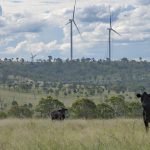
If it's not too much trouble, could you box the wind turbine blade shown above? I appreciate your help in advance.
[111,28,121,36]
[73,20,82,38]
[109,6,112,28]
[73,0,76,19]
[66,21,71,25]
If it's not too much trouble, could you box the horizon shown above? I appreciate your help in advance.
[0,56,149,62]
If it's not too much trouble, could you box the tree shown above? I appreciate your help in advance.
[48,56,53,62]
[121,57,129,63]
[54,90,59,97]
[54,58,63,63]
[28,103,33,109]
[16,57,19,62]
[4,58,7,62]
[106,95,126,117]
[0,97,7,110]
[35,96,64,118]
[0,112,7,119]
[2,57,150,94]
[125,101,142,118]
[139,57,142,62]
[96,103,115,119]
[20,58,25,64]
[71,98,96,119]
[8,102,33,118]
[12,100,18,106]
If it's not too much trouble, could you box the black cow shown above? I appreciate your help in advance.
[137,92,150,132]
[50,108,68,120]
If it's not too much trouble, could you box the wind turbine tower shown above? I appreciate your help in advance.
[31,53,37,63]
[107,7,120,61]
[66,0,81,60]
[0,0,2,16]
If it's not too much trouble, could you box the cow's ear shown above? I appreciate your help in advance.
[136,93,141,98]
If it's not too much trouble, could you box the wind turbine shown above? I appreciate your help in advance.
[30,53,37,63]
[107,7,120,61]
[66,0,81,60]
[0,0,2,16]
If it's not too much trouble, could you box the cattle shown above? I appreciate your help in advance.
[137,92,150,132]
[50,108,68,120]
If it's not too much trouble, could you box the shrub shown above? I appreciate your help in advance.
[125,101,142,118]
[8,102,33,118]
[106,95,126,117]
[35,96,65,118]
[0,111,7,119]
[96,103,115,119]
[71,98,96,119]
[8,106,33,118]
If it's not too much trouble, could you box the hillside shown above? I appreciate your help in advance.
[0,59,150,92]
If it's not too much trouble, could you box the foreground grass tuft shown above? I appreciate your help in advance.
[0,119,149,150]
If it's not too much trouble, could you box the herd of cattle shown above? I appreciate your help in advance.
[50,92,150,132]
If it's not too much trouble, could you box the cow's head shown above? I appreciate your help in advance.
[62,108,68,111]
[136,92,149,103]
[136,93,142,98]
[58,108,68,113]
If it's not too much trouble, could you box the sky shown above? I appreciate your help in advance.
[0,0,149,60]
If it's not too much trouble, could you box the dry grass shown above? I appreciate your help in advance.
[0,119,149,150]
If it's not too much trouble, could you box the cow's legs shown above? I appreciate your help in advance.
[51,116,54,120]
[58,114,61,120]
[144,120,149,132]
[143,111,149,132]
[62,114,65,120]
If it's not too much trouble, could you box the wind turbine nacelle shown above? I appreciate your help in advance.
[107,28,111,30]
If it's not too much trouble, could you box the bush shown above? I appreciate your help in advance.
[71,98,96,119]
[96,103,115,119]
[0,111,7,119]
[106,96,126,117]
[125,101,142,118]
[35,96,65,118]
[8,102,33,118]
[8,106,33,118]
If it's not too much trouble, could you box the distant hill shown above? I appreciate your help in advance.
[0,58,150,92]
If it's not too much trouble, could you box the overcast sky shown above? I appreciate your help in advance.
[0,0,149,60]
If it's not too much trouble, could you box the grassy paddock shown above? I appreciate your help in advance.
[0,119,149,150]
[0,88,136,107]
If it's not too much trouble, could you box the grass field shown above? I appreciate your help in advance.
[0,119,149,150]
[0,88,136,108]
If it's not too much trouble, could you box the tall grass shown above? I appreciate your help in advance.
[0,119,149,150]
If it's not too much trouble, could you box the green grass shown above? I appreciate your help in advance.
[0,119,149,150]
[0,89,42,107]
[0,88,136,108]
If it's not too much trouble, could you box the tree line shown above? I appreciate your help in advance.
[0,57,150,93]
[0,95,142,119]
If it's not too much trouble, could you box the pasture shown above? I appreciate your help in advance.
[0,88,136,107]
[0,119,149,150]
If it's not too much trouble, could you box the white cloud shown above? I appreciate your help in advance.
[6,40,58,54]
[6,41,27,53]
[0,0,149,59]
